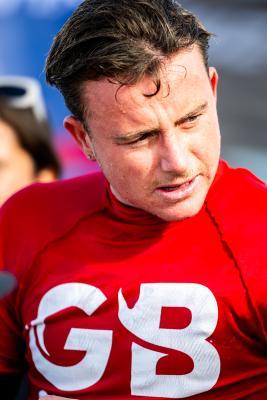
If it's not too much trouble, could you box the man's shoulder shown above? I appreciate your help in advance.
[206,161,267,281]
[208,161,267,217]
[2,170,106,222]
[0,171,107,275]
[210,163,267,338]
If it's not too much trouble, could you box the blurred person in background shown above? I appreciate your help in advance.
[0,76,61,207]
[0,76,61,400]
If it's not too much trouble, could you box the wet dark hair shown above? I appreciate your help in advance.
[0,102,61,177]
[46,0,212,124]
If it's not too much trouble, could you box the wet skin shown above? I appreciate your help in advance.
[65,45,221,221]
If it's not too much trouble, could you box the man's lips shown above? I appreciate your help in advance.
[155,175,200,201]
[157,175,197,191]
[157,177,196,191]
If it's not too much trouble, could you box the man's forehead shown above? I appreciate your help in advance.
[82,46,206,117]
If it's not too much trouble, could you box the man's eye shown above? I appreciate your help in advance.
[182,113,202,128]
[186,114,200,123]
[128,132,155,145]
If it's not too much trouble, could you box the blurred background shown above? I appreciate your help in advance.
[0,0,266,180]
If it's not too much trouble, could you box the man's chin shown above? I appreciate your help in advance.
[152,199,205,222]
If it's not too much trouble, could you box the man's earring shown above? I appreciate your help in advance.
[87,152,95,161]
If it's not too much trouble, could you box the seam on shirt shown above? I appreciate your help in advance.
[205,203,266,343]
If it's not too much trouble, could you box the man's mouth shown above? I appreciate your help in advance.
[155,175,200,201]
[158,179,194,191]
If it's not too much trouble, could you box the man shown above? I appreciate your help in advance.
[0,1,266,399]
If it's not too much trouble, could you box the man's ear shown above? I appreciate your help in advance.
[208,67,219,100]
[64,116,95,160]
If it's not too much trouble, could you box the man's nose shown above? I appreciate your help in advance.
[158,130,190,174]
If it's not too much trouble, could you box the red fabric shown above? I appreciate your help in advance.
[0,160,266,399]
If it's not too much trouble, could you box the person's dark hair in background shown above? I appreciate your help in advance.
[0,76,61,206]
[46,0,212,125]
[0,103,61,176]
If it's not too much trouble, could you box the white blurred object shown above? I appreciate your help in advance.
[38,390,48,397]
[0,75,48,122]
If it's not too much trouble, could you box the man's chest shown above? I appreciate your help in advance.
[19,223,266,399]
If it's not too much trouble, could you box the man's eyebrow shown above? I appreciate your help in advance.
[113,101,208,143]
[176,102,208,125]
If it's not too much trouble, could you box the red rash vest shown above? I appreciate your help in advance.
[0,160,266,399]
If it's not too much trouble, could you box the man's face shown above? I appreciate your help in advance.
[66,46,221,221]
